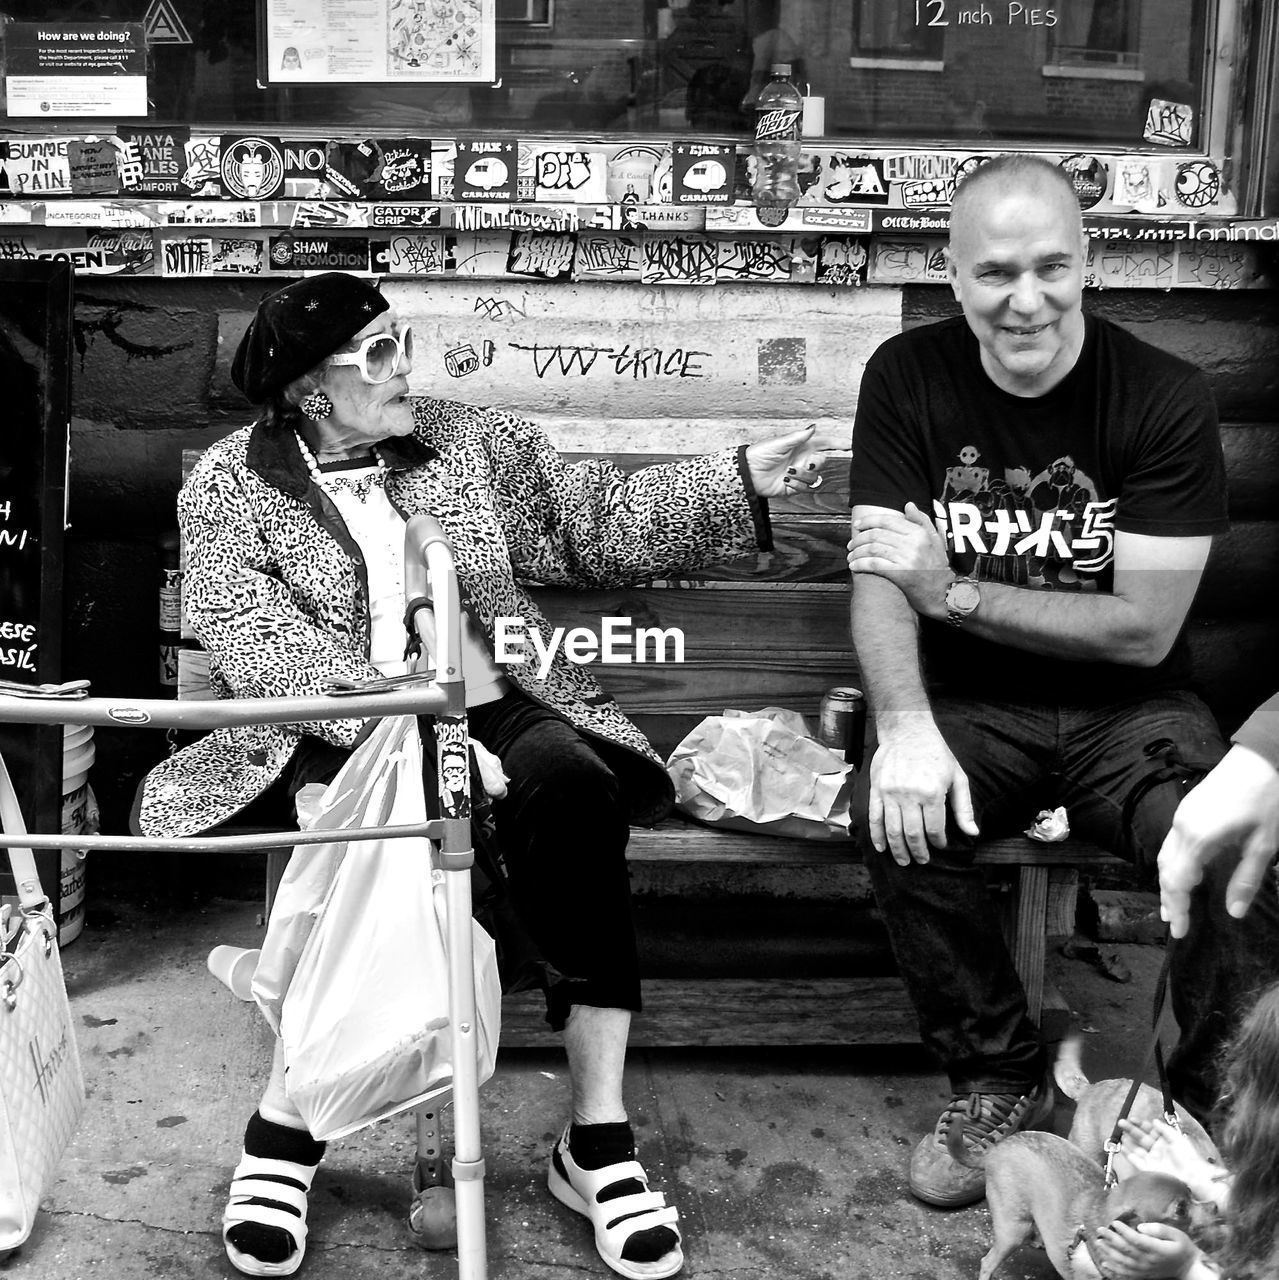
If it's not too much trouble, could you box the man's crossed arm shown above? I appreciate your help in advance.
[848,501,1212,666]
[848,502,1213,866]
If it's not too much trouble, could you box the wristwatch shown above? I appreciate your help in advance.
[944,576,981,627]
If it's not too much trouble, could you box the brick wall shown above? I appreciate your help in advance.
[1044,77,1143,122]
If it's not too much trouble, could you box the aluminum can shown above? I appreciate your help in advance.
[818,686,866,769]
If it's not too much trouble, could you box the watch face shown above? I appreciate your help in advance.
[949,580,980,612]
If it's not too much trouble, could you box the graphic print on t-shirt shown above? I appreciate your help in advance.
[934,445,1117,591]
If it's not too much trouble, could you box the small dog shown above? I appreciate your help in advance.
[1065,1077,1221,1180]
[968,1035,1223,1280]
[1055,1034,1222,1177]
[979,1130,1193,1280]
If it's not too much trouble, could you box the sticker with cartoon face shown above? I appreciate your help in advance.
[435,715,471,820]
[1113,158,1167,213]
[220,137,285,200]
[816,237,868,286]
[1175,160,1220,210]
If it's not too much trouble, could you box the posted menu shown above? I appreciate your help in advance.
[264,0,495,83]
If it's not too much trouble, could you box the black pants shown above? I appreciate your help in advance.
[855,689,1279,1122]
[287,690,641,1033]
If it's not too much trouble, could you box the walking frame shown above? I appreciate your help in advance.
[0,514,490,1280]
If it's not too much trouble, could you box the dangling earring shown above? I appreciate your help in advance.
[299,390,333,420]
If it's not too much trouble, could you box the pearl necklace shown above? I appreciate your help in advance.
[294,430,389,500]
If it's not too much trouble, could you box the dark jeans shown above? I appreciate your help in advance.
[286,692,640,1034]
[855,689,1279,1122]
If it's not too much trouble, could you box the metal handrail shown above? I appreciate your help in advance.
[0,514,464,855]
[0,514,464,734]
[0,823,445,855]
[0,682,453,732]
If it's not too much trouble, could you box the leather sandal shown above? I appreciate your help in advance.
[222,1151,318,1278]
[547,1127,683,1280]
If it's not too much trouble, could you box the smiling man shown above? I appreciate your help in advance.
[844,154,1279,1208]
[947,164,1086,396]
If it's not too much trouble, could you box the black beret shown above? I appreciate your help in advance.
[231,273,390,403]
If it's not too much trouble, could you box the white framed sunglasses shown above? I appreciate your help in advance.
[327,326,414,384]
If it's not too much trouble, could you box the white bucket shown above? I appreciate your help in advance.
[63,739,94,788]
[58,728,96,947]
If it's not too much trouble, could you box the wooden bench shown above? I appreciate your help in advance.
[185,427,1277,1051]
[494,431,1279,1048]
[500,827,1123,1048]
[495,455,1125,1048]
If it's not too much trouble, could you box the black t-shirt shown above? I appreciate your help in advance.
[848,315,1229,703]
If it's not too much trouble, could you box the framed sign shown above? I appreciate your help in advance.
[259,0,497,84]
[3,22,148,118]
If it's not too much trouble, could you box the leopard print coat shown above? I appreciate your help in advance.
[136,397,770,838]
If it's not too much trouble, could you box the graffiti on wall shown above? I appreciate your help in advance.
[504,341,713,380]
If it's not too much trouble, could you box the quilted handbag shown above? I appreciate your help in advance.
[0,754,86,1253]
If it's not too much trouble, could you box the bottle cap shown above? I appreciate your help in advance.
[771,63,792,76]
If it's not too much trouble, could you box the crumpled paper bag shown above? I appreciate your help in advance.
[666,707,855,841]
[1025,805,1070,843]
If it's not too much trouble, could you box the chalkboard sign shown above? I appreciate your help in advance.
[0,261,73,883]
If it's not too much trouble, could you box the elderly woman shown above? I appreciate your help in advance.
[136,272,828,1280]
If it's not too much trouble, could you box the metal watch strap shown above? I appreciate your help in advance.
[945,576,979,628]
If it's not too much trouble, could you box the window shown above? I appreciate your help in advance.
[852,1,945,62]
[842,0,1212,144]
[0,0,1244,158]
[1049,0,1143,70]
[498,0,554,23]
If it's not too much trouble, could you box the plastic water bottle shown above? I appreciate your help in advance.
[752,64,802,208]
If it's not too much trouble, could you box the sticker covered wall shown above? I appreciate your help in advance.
[0,127,1266,288]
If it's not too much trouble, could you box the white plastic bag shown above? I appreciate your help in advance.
[666,706,855,841]
[251,722,405,1034]
[260,715,501,1141]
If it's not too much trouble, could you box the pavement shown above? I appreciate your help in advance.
[5,880,1168,1280]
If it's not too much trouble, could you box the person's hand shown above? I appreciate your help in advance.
[1157,743,1279,939]
[868,721,978,864]
[744,424,836,498]
[847,503,951,618]
[471,739,509,799]
[1119,1119,1226,1206]
[1090,1221,1201,1279]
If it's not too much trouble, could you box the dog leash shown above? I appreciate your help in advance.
[1099,737,1213,1188]
[1102,933,1179,1189]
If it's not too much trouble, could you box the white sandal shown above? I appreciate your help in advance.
[222,1151,318,1278]
[547,1128,683,1280]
